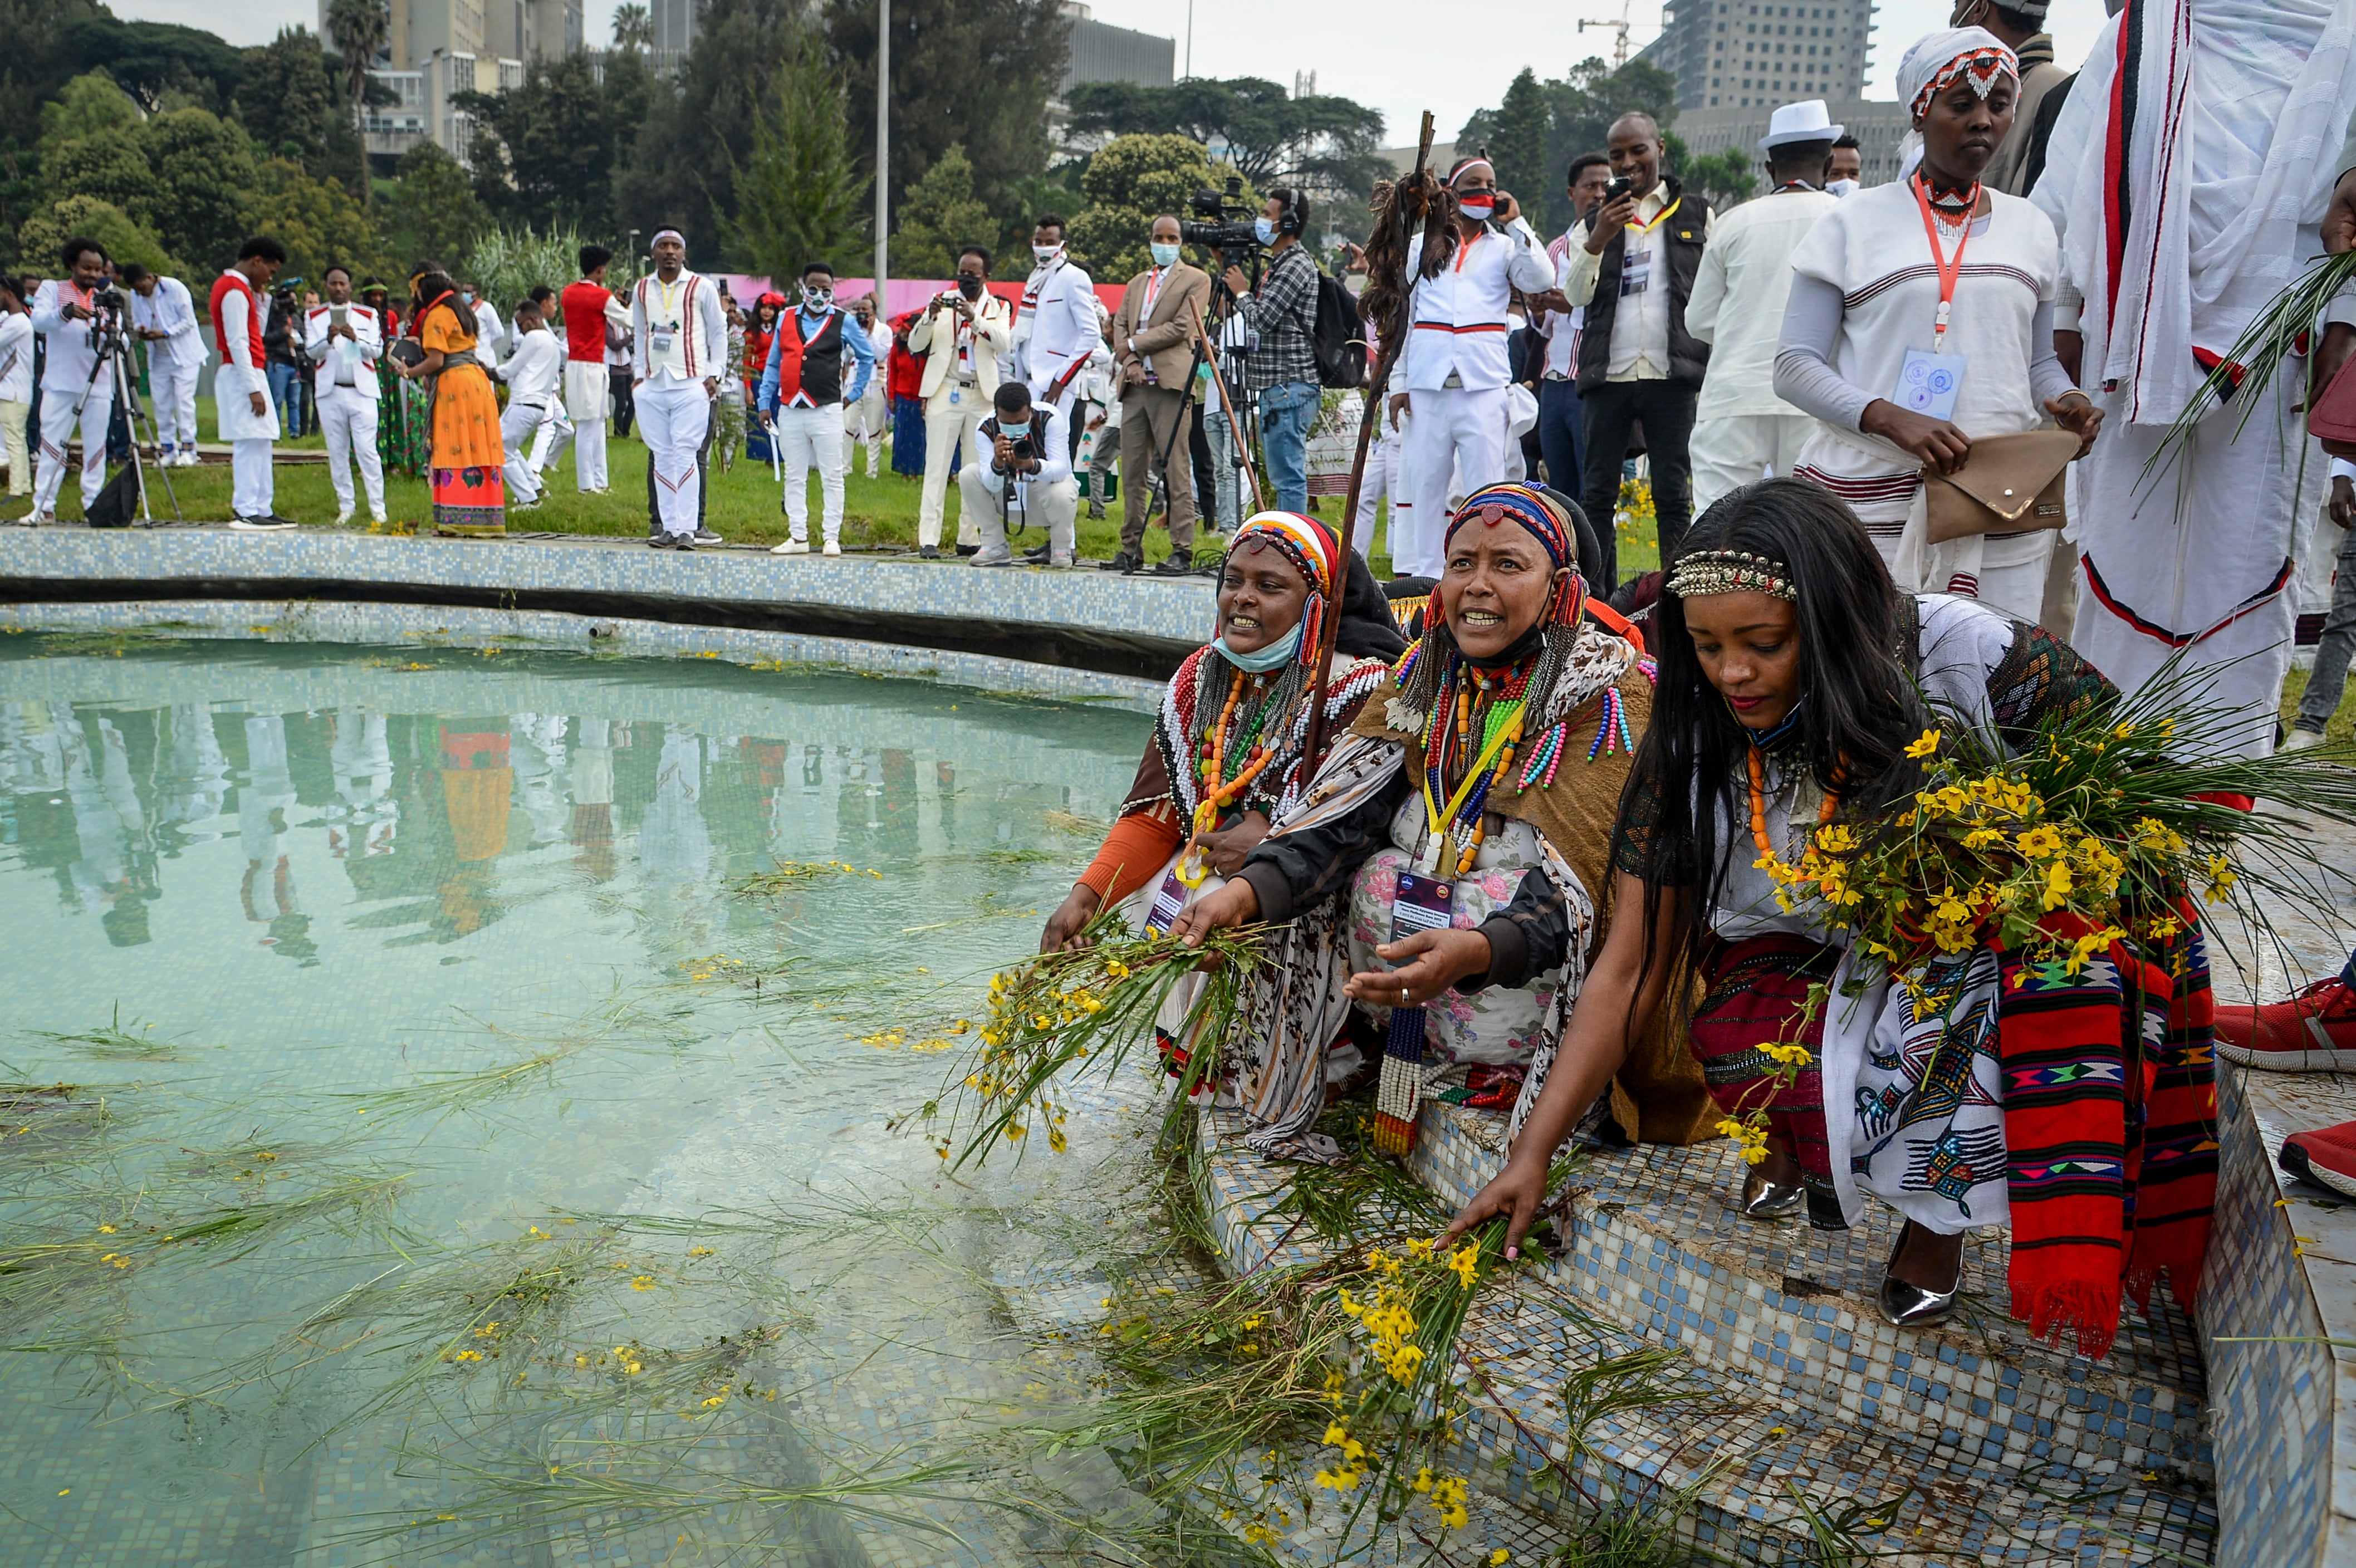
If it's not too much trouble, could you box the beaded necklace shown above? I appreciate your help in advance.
[1419,662,1529,875]
[1745,746,1839,863]
[1193,670,1281,831]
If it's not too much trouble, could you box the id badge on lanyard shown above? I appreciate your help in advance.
[1387,871,1454,954]
[1144,869,1190,935]
[1890,175,1976,421]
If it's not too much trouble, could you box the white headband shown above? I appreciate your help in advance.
[650,228,684,249]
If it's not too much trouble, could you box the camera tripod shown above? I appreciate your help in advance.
[61,299,182,526]
[1144,264,1263,565]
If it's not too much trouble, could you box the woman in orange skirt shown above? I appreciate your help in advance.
[396,268,505,537]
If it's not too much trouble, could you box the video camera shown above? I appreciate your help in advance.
[89,283,127,315]
[1181,175,1260,267]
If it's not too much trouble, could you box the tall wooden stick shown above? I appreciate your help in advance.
[1299,110,1434,781]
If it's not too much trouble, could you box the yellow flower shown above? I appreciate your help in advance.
[1490,1552,1512,1566]
[1813,823,1857,854]
[1962,827,2007,849]
[1448,1243,1480,1290]
[1904,728,1941,758]
[2040,860,2074,912]
[688,1246,714,1257]
[630,1275,656,1291]
[2016,825,2065,859]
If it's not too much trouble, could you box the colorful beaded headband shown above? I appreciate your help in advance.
[1229,511,1340,670]
[1441,483,1589,626]
[1663,549,1797,601]
[1909,43,2015,119]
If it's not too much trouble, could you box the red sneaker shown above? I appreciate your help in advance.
[2215,975,2356,1072]
[2281,1119,2356,1198]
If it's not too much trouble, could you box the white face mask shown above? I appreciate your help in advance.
[1032,243,1061,264]
[802,286,832,308]
[1826,178,1859,198]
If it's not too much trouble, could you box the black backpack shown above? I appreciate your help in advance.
[1311,266,1367,390]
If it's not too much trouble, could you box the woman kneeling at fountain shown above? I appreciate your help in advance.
[1039,510,1405,1051]
[1172,483,1710,1164]
[1445,479,2216,1349]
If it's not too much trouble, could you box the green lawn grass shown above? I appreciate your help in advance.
[28,398,1674,582]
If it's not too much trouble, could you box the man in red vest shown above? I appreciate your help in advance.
[559,244,628,493]
[755,261,876,556]
[210,235,292,528]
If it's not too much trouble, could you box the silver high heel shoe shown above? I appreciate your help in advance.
[1738,1165,1806,1221]
[1877,1222,1962,1327]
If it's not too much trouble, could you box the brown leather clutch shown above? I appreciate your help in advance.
[1921,429,2080,544]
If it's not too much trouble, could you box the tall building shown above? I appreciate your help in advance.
[331,0,580,167]
[1058,3,1174,92]
[1639,0,1875,111]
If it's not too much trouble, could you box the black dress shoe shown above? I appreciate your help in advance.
[954,542,979,556]
[918,545,941,559]
[1101,550,1141,573]
[1148,555,1196,577]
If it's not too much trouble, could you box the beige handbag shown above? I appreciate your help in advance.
[1921,429,2079,544]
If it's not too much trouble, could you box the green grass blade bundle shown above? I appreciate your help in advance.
[2147,248,2356,470]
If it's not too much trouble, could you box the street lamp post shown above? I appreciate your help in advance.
[873,0,890,317]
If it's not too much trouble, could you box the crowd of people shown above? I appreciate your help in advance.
[9,2,2356,1347]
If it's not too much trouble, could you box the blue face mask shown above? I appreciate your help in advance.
[1149,242,1181,267]
[998,422,1031,441]
[1215,623,1302,672]
[1253,217,1279,245]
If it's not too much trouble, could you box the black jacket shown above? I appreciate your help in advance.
[1575,174,1713,393]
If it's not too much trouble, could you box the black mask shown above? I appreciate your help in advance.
[957,276,984,300]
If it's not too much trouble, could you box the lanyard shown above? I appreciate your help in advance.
[1143,266,1164,314]
[1911,173,1979,352]
[654,274,684,325]
[1421,703,1524,849]
[1626,195,1682,238]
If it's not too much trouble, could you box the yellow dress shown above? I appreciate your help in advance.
[421,298,505,536]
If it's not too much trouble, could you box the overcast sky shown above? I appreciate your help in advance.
[116,0,2107,146]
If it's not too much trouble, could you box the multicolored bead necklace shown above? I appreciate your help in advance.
[1420,663,1529,875]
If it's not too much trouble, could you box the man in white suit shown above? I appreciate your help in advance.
[122,263,207,467]
[302,264,388,526]
[28,236,116,524]
[1012,214,1104,438]
[906,243,1012,557]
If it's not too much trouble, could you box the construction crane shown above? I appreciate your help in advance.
[1577,0,1642,67]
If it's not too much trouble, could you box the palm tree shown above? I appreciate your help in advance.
[328,0,390,202]
[612,3,654,51]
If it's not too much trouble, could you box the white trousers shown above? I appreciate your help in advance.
[919,385,989,546]
[961,464,1076,562]
[500,400,545,506]
[0,398,27,496]
[564,361,609,490]
[636,378,710,539]
[35,367,111,514]
[847,386,888,478]
[316,385,384,516]
[1404,386,1506,577]
[1689,412,1815,512]
[232,438,274,519]
[774,403,847,543]
[1353,428,1405,561]
[149,355,202,454]
[529,402,576,474]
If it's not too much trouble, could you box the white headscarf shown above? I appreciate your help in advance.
[1894,26,2018,181]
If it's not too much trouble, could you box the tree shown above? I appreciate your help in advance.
[1063,77,1386,203]
[1669,135,1760,210]
[326,0,388,142]
[725,44,870,284]
[826,0,1066,224]
[458,53,635,236]
[39,125,149,215]
[611,3,653,51]
[613,0,792,264]
[1066,134,1252,286]
[138,106,259,271]
[890,144,992,279]
[249,155,387,283]
[1457,58,1682,237]
[1484,68,1549,213]
[385,141,486,270]
[0,0,111,151]
[39,70,138,145]
[18,195,173,277]
[53,15,241,119]
[239,27,360,192]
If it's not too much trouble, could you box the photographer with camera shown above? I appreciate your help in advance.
[264,282,312,441]
[1220,188,1321,514]
[212,236,293,528]
[120,264,206,468]
[959,380,1077,569]
[1382,158,1555,576]
[907,244,1012,557]
[28,237,120,524]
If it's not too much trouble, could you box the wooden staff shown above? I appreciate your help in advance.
[1298,110,1435,780]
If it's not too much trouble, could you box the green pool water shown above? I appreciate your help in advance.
[0,633,1164,1567]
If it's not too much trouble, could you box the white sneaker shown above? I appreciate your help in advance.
[2286,727,2327,752]
[822,540,842,557]
[771,539,810,555]
[334,507,354,527]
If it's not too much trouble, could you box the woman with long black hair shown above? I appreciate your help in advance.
[1444,479,2215,1349]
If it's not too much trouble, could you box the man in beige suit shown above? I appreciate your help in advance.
[907,244,1012,557]
[1107,215,1211,575]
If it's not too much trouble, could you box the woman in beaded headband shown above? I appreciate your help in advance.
[1165,482,1710,1167]
[1444,478,2204,1354]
